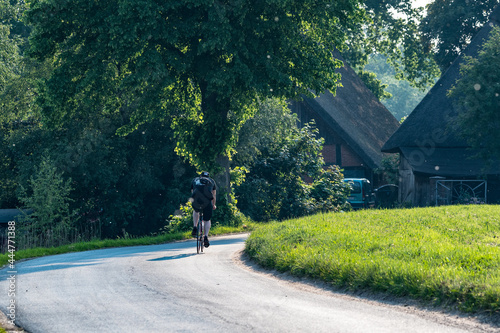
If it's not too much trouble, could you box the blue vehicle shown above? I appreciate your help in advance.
[343,178,375,209]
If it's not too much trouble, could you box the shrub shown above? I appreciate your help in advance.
[236,124,350,221]
[310,165,351,212]
[18,154,77,249]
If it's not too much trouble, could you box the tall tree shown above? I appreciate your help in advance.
[26,0,362,192]
[421,0,500,72]
[0,0,44,123]
[0,0,20,94]
[343,0,440,91]
[448,27,500,162]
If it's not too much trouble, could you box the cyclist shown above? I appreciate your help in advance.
[190,171,217,247]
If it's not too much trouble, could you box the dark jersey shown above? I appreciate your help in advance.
[190,176,217,213]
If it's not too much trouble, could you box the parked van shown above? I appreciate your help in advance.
[343,178,375,209]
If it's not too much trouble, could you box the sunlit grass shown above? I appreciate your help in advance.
[245,205,500,313]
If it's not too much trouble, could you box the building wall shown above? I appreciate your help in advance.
[399,156,435,206]
[399,154,500,206]
[322,144,337,164]
[341,146,364,167]
[322,144,364,167]
[398,156,415,204]
[322,143,373,182]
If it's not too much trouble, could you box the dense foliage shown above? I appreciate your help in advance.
[344,0,440,93]
[448,27,500,163]
[421,0,500,72]
[0,113,198,239]
[0,3,19,93]
[18,154,74,249]
[1,0,498,245]
[348,0,499,112]
[25,0,362,173]
[234,100,351,221]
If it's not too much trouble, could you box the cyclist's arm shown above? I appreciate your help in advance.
[212,189,216,209]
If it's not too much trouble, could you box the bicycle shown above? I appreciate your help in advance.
[196,212,204,254]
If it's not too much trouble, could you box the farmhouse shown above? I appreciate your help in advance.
[289,52,400,189]
[381,7,500,206]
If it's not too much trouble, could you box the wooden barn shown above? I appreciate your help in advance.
[289,52,400,188]
[381,7,500,206]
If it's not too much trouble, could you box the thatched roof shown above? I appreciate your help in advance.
[296,52,400,170]
[382,6,500,176]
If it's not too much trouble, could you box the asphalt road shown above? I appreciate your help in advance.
[0,234,493,332]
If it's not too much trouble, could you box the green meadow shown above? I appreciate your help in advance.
[245,205,500,314]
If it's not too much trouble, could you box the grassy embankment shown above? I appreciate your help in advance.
[246,205,500,314]
[0,224,252,267]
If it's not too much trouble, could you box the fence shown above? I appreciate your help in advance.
[435,180,487,206]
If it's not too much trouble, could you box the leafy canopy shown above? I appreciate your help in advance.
[421,0,500,72]
[344,0,440,91]
[0,0,21,93]
[448,26,500,162]
[26,0,362,170]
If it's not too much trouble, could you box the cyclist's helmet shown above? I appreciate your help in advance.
[200,171,210,178]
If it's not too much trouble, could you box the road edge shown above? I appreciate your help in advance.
[0,310,25,333]
[233,249,500,333]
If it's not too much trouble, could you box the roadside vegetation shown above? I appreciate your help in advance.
[245,205,500,314]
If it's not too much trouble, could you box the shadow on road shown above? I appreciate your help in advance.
[148,253,199,261]
[0,234,248,278]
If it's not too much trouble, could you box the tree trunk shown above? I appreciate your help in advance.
[215,154,231,203]
[199,82,232,202]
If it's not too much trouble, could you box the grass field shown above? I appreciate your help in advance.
[245,205,500,314]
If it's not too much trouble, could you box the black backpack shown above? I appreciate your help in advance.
[191,177,214,212]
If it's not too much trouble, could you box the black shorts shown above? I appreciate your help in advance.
[201,202,213,221]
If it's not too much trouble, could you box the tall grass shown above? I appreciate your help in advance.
[11,219,102,251]
[245,205,500,314]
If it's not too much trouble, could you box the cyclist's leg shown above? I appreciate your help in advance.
[202,204,213,236]
[193,210,199,228]
[202,219,211,247]
[202,204,213,246]
[196,213,203,253]
[192,210,200,236]
[203,220,211,236]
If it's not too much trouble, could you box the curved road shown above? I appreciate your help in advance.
[0,234,493,332]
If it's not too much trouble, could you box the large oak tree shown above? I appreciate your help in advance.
[26,0,362,189]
